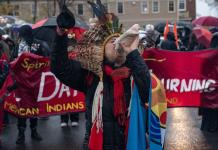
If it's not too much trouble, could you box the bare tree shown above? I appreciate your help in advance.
[57,0,75,11]
[33,0,37,23]
[53,0,57,16]
[47,0,51,17]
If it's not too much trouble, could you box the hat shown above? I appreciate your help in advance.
[18,25,32,38]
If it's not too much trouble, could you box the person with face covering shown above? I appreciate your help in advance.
[51,0,151,150]
[51,26,150,150]
[200,32,218,133]
[51,2,151,149]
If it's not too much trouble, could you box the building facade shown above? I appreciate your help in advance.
[0,0,58,23]
[0,0,196,28]
[178,0,196,21]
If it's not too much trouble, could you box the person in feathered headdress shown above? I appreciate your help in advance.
[51,1,151,150]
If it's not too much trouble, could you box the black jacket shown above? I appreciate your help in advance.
[51,34,151,150]
[161,32,178,51]
[0,61,9,89]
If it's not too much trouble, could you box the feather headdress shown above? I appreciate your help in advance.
[68,0,123,78]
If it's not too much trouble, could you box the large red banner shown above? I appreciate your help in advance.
[2,48,218,120]
[143,48,218,108]
[3,53,85,117]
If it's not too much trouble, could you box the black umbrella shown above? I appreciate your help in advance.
[177,21,192,31]
[154,21,192,34]
[32,16,89,29]
[154,22,166,34]
[209,27,218,33]
[33,27,56,48]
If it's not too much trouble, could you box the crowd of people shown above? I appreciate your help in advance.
[0,1,218,150]
[0,20,81,147]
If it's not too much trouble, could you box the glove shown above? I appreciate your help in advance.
[57,5,75,29]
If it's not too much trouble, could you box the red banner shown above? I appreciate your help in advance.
[143,48,218,108]
[3,53,85,117]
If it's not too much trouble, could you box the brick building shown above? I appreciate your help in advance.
[0,0,196,29]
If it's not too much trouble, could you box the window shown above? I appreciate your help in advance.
[117,1,124,14]
[168,0,175,13]
[141,0,149,14]
[14,5,20,16]
[77,4,83,15]
[152,0,159,13]
[9,5,20,16]
[179,0,186,11]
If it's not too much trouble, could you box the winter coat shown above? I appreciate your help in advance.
[51,34,151,150]
[160,40,178,51]
[0,40,10,60]
[161,32,178,51]
[0,61,9,89]
[18,39,50,57]
[210,33,218,49]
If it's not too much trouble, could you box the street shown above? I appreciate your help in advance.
[1,108,218,150]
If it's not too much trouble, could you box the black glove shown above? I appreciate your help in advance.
[57,5,75,29]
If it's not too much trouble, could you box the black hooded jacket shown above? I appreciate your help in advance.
[51,34,151,150]
[161,32,178,51]
[0,61,9,89]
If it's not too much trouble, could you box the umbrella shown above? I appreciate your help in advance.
[33,27,56,48]
[209,27,218,33]
[154,22,166,34]
[192,16,218,27]
[192,27,212,48]
[32,17,57,29]
[0,15,27,27]
[177,21,192,31]
[32,17,89,29]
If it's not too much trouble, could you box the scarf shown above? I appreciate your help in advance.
[104,65,130,125]
[89,65,131,150]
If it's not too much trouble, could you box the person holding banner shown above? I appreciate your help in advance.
[51,1,151,150]
[200,32,218,132]
[60,27,86,128]
[15,25,46,145]
[0,60,9,148]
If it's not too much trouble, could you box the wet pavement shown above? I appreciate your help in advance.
[1,108,218,150]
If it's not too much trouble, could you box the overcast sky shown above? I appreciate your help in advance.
[196,0,218,18]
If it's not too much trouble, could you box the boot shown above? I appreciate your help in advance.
[31,128,42,141]
[16,128,25,144]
